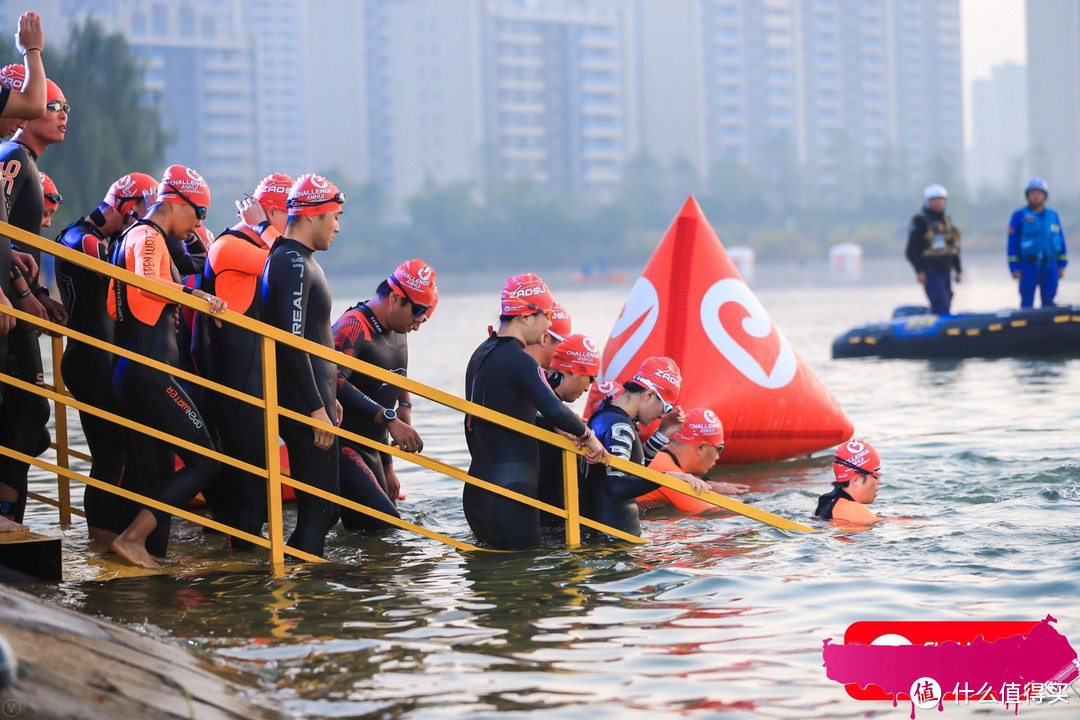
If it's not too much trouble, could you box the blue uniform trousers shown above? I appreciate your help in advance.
[1018,261,1059,308]
[924,268,953,315]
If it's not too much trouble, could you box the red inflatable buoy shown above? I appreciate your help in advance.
[585,196,852,465]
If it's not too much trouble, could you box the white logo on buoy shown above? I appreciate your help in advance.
[700,278,796,389]
[601,277,659,383]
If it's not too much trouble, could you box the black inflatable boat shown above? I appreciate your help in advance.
[832,305,1080,359]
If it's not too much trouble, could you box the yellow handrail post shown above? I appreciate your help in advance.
[51,335,71,525]
[562,448,581,547]
[261,336,285,573]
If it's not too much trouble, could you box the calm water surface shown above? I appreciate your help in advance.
[21,254,1080,718]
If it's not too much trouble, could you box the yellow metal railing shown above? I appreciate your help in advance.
[0,219,812,573]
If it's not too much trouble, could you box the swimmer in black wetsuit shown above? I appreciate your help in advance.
[55,172,156,543]
[260,173,345,558]
[537,333,602,531]
[197,173,292,548]
[108,165,226,569]
[0,12,48,394]
[0,73,69,524]
[464,273,608,550]
[581,356,706,538]
[333,259,435,532]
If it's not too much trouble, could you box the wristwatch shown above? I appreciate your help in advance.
[381,407,397,425]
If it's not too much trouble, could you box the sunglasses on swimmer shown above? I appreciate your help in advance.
[286,191,346,209]
[46,100,71,114]
[834,456,881,480]
[407,298,430,317]
[165,182,207,220]
[527,302,553,318]
[44,192,62,205]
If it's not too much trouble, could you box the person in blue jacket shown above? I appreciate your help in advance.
[1008,178,1068,308]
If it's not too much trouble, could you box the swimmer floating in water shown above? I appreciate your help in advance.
[814,439,881,523]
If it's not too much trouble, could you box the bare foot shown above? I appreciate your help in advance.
[0,516,28,533]
[110,536,162,569]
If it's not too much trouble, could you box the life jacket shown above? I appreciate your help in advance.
[1018,208,1065,261]
[914,211,960,258]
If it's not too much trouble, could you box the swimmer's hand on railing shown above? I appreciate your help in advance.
[578,429,610,465]
[666,472,711,496]
[309,406,335,450]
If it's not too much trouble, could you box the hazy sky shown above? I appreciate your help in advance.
[961,0,1026,146]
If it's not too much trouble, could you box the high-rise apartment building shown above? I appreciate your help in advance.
[968,62,1027,196]
[1027,0,1080,197]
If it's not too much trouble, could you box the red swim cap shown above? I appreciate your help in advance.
[501,272,553,316]
[253,172,294,212]
[632,356,682,407]
[551,334,601,377]
[105,172,157,214]
[157,165,211,209]
[286,173,344,216]
[674,407,724,447]
[0,64,24,90]
[833,439,880,483]
[548,302,572,340]
[40,172,60,209]
[425,287,439,319]
[46,78,63,104]
[389,258,438,306]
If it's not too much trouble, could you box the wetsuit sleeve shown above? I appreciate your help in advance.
[0,87,9,116]
[211,236,269,276]
[905,216,926,273]
[80,233,108,262]
[517,354,587,437]
[133,229,185,293]
[267,251,325,414]
[1007,211,1022,272]
[595,417,658,499]
[642,431,667,464]
[333,311,384,420]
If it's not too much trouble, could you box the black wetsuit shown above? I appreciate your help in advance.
[56,218,136,534]
[814,485,853,520]
[0,86,16,394]
[580,398,665,537]
[463,334,587,550]
[260,237,339,557]
[537,370,571,530]
[333,301,403,532]
[198,227,269,548]
[0,139,50,522]
[110,219,218,556]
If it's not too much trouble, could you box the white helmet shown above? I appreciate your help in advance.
[923,184,948,203]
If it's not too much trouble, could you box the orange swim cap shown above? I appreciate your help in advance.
[551,334,601,377]
[632,356,682,407]
[105,172,157,215]
[389,258,438,306]
[286,173,344,216]
[40,172,60,209]
[157,165,211,209]
[253,172,294,212]
[833,439,880,483]
[501,272,553,316]
[674,407,724,448]
[548,302,572,341]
